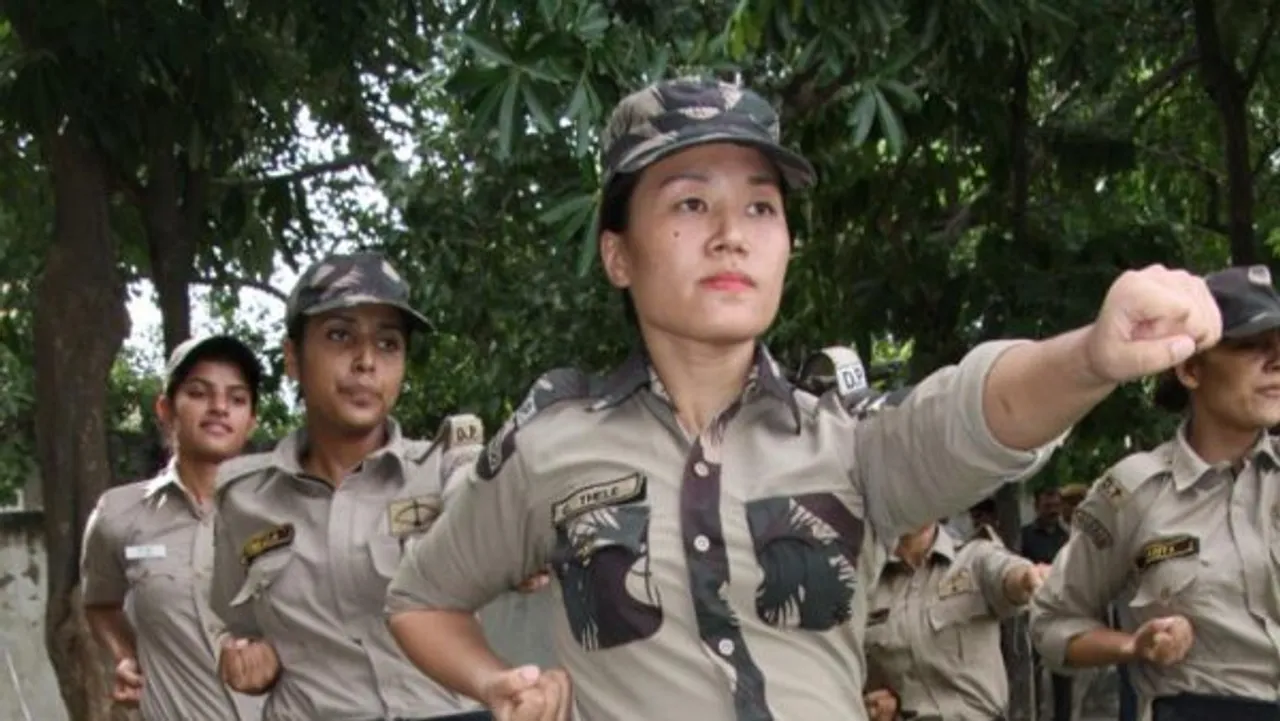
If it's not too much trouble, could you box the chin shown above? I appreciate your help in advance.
[669,308,774,345]
[187,440,244,463]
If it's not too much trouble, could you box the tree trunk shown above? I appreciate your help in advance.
[34,127,132,721]
[1192,0,1258,265]
[1003,37,1037,721]
[140,134,204,355]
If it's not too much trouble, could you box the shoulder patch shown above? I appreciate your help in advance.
[437,413,484,450]
[1072,508,1114,549]
[477,368,592,481]
[1095,450,1167,508]
[215,451,274,493]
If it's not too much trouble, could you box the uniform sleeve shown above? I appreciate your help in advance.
[210,498,261,638]
[80,494,127,606]
[850,340,1066,542]
[1028,486,1132,671]
[971,542,1032,619]
[387,443,545,615]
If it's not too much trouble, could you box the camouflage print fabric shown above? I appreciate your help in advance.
[600,76,817,191]
[285,251,430,331]
[552,503,663,651]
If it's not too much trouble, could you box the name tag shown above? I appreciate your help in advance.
[124,544,166,560]
[551,473,647,526]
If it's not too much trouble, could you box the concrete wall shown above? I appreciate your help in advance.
[0,508,68,721]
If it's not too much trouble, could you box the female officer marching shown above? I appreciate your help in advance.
[386,76,1222,721]
[1032,265,1280,721]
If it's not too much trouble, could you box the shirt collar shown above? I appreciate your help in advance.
[589,344,800,429]
[1170,421,1280,491]
[886,524,956,569]
[141,459,182,500]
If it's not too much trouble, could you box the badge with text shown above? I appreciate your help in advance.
[1135,534,1199,571]
[1096,475,1127,507]
[388,494,443,538]
[551,473,647,526]
[241,523,295,566]
[938,568,975,597]
[124,544,166,561]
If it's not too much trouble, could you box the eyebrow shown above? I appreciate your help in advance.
[323,314,406,333]
[656,171,779,189]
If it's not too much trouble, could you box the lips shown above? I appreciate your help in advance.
[199,420,233,436]
[699,272,756,292]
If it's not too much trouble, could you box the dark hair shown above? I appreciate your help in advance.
[969,497,997,515]
[1033,487,1061,501]
[1153,370,1189,412]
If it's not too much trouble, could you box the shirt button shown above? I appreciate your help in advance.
[694,535,710,552]
[717,639,734,656]
[693,461,709,477]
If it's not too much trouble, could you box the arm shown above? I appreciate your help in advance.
[1028,487,1136,670]
[80,495,136,663]
[209,497,261,638]
[386,433,547,703]
[970,541,1038,618]
[850,341,1066,541]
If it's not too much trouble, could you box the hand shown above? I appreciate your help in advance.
[516,570,551,594]
[864,688,898,721]
[1130,615,1194,666]
[1085,265,1221,383]
[481,664,574,721]
[219,637,281,694]
[1020,563,1052,595]
[110,657,143,706]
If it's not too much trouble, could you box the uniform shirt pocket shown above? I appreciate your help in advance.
[1128,558,1200,617]
[926,589,988,660]
[744,492,865,632]
[550,503,662,651]
[229,550,293,608]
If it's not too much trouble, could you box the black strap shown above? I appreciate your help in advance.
[1151,693,1280,721]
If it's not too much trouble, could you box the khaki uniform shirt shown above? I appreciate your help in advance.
[211,419,487,721]
[388,341,1062,721]
[81,462,264,721]
[866,525,1030,721]
[1030,426,1280,719]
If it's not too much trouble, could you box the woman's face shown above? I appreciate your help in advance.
[1182,329,1280,432]
[599,142,791,346]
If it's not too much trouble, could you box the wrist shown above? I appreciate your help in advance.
[1070,325,1122,392]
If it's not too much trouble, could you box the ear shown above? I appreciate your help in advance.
[154,393,172,428]
[599,230,632,290]
[283,338,301,383]
[1174,358,1200,391]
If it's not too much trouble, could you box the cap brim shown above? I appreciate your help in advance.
[611,127,817,191]
[1223,310,1280,339]
[166,335,263,396]
[303,296,433,332]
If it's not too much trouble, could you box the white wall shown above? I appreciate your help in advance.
[0,509,69,721]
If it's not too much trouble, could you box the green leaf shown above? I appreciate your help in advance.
[521,82,555,131]
[576,4,610,42]
[873,88,906,155]
[538,193,596,226]
[460,33,514,67]
[881,79,922,111]
[497,73,521,159]
[851,91,877,146]
[575,197,602,277]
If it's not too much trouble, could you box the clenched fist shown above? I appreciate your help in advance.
[1130,615,1194,667]
[480,664,574,721]
[219,636,281,694]
[111,657,144,706]
[1085,265,1222,383]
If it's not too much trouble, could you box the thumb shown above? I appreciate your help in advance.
[490,665,542,698]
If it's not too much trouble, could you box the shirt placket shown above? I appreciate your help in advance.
[907,566,941,717]
[1233,465,1280,687]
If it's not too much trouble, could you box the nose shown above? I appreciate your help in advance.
[207,392,229,415]
[708,206,748,256]
[353,339,377,373]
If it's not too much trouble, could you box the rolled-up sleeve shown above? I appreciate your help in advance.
[81,494,127,606]
[851,340,1067,541]
[1029,487,1131,670]
[972,543,1032,619]
[387,445,544,616]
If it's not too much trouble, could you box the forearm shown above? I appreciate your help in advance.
[983,327,1115,450]
[1001,564,1035,606]
[1064,627,1136,668]
[388,609,509,703]
[85,606,137,662]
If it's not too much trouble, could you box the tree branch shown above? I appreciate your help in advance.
[1244,0,1280,90]
[217,154,368,188]
[192,274,288,302]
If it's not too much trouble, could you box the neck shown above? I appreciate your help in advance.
[174,455,219,505]
[300,417,390,485]
[1185,413,1260,465]
[898,525,937,568]
[641,329,756,436]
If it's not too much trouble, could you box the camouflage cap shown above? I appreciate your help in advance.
[285,252,430,332]
[600,76,816,192]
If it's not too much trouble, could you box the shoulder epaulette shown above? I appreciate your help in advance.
[215,451,274,494]
[477,368,592,481]
[1091,449,1167,509]
[848,385,914,419]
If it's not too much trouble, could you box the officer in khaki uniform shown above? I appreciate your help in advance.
[210,253,494,721]
[1031,265,1280,721]
[382,75,1223,721]
[82,335,265,721]
[865,523,1047,721]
